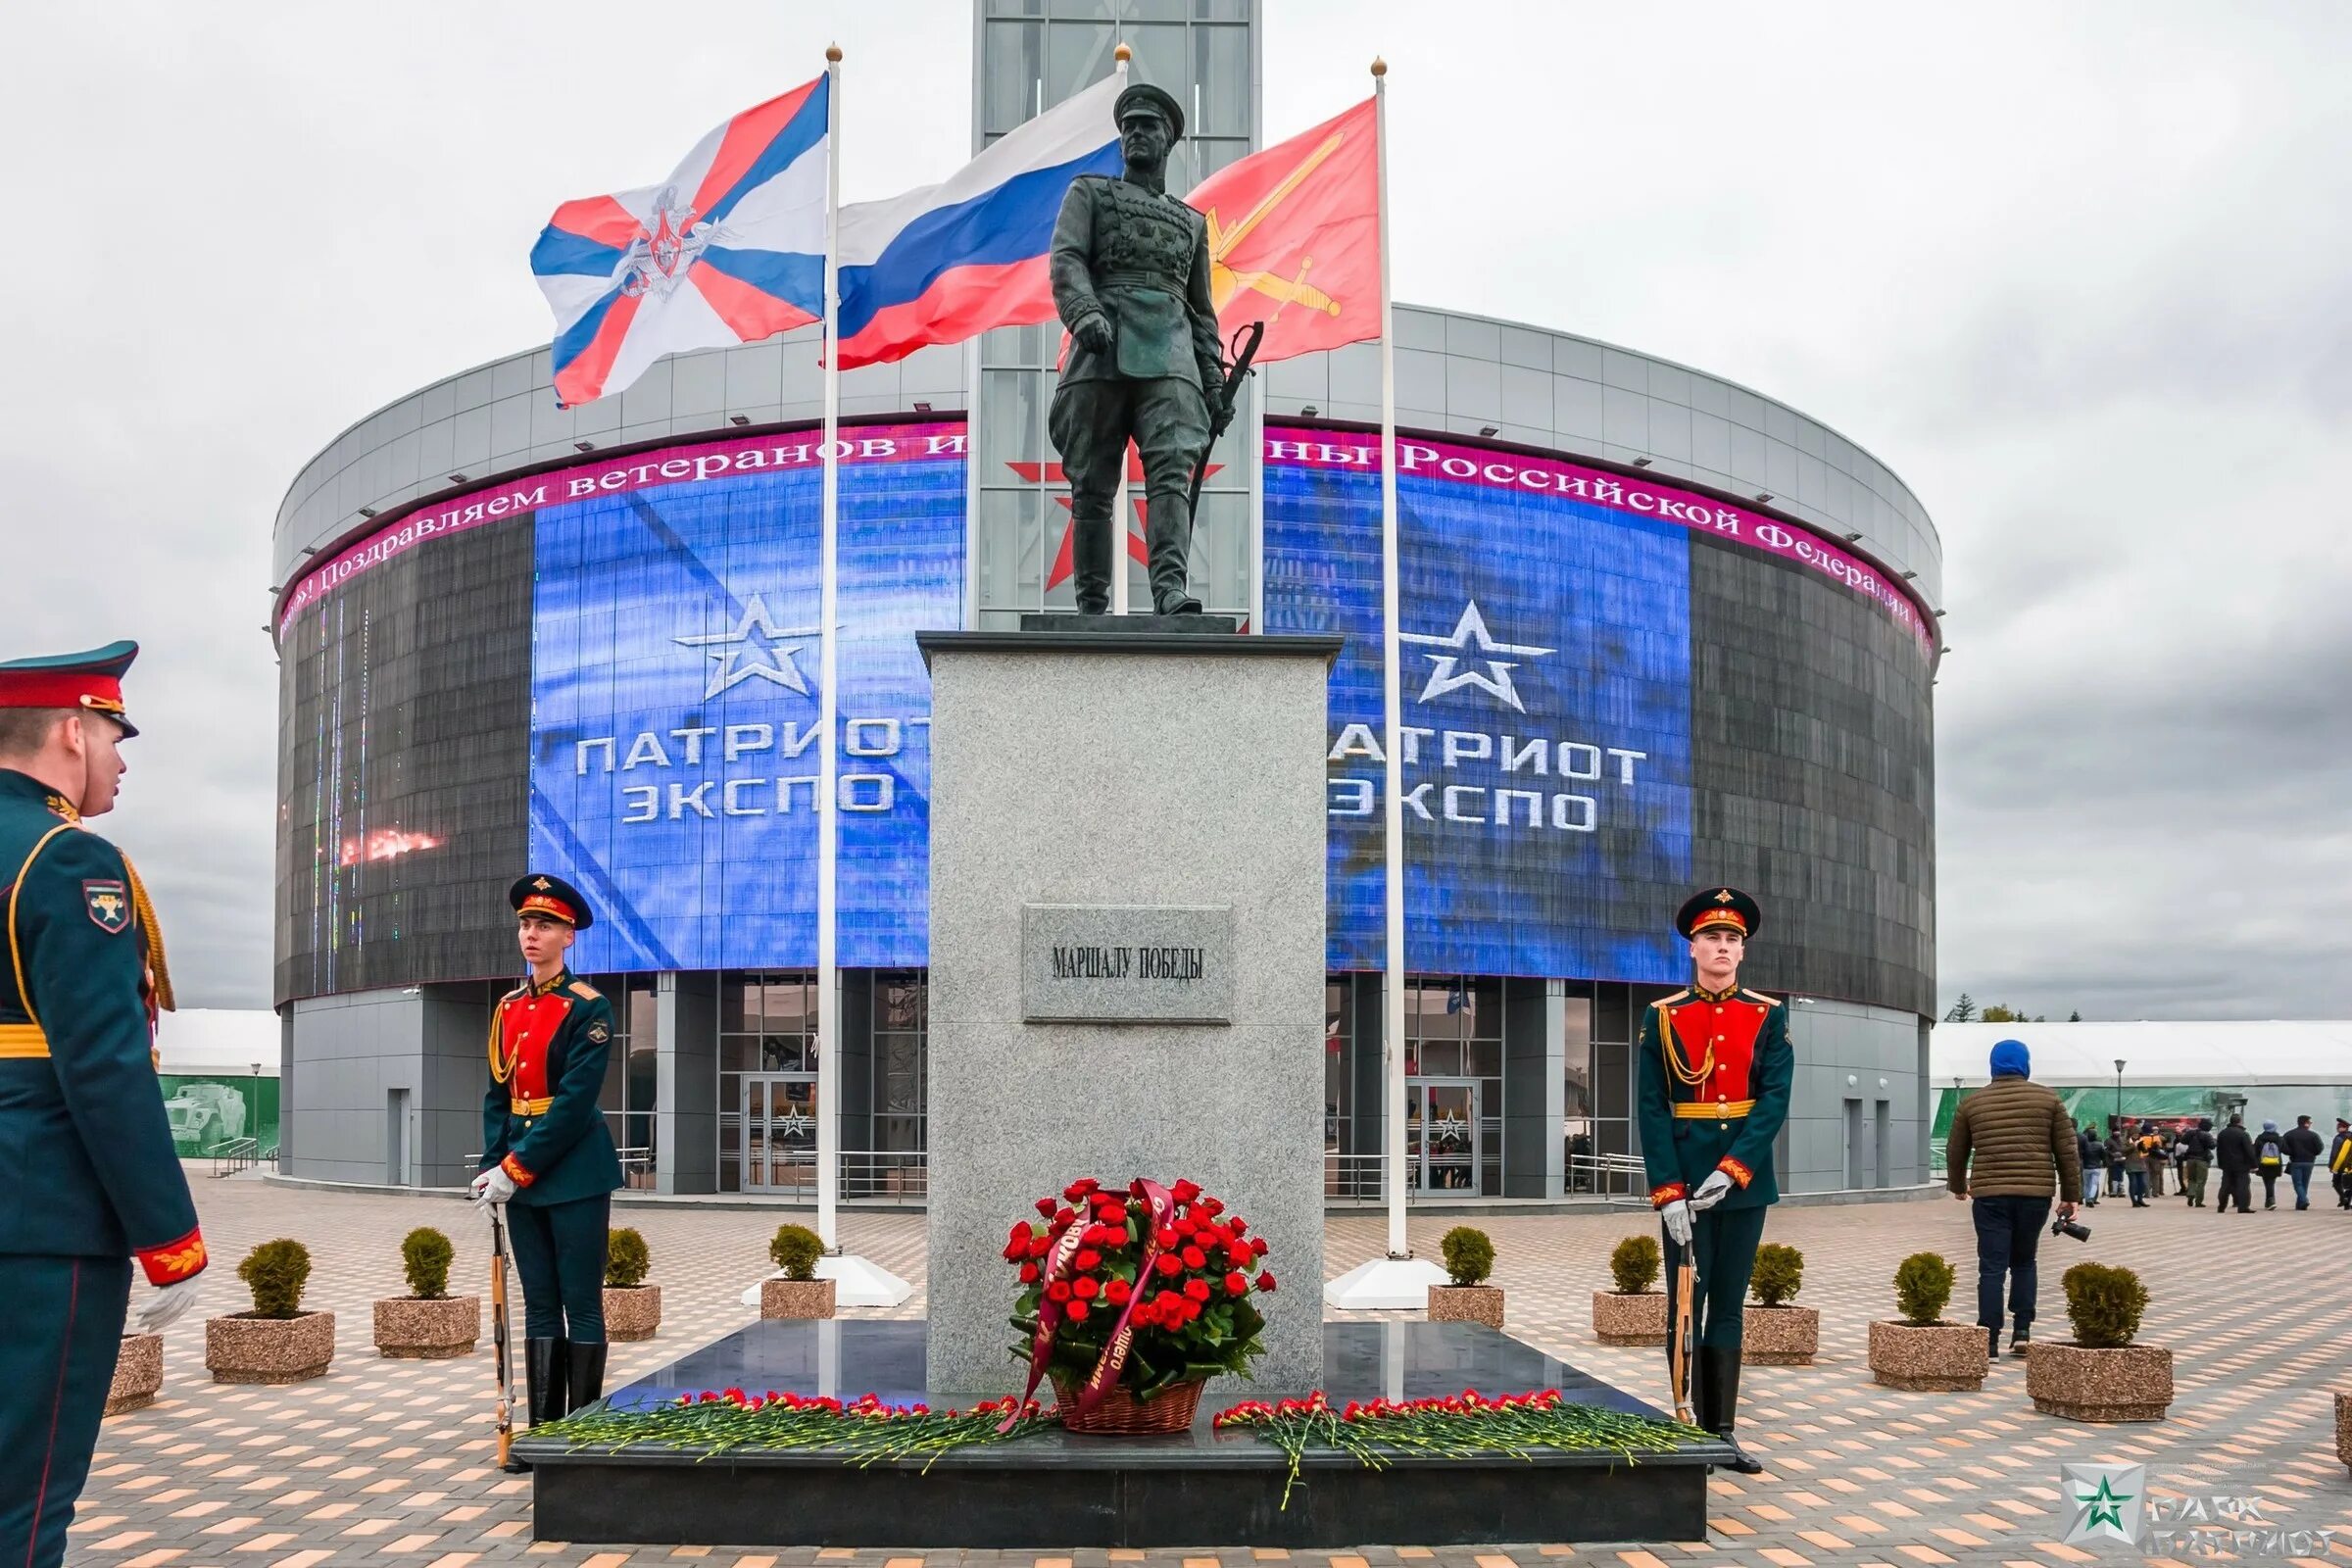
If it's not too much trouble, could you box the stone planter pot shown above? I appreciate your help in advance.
[760,1278,836,1320]
[371,1296,479,1359]
[604,1284,662,1342]
[2333,1393,2352,1478]
[1867,1320,1987,1392]
[1428,1285,1504,1330]
[2027,1341,2174,1423]
[1592,1290,1667,1347]
[106,1333,163,1415]
[207,1311,336,1385]
[1740,1304,1819,1365]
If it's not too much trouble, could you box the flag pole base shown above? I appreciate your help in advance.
[737,1254,913,1309]
[1321,1253,1449,1310]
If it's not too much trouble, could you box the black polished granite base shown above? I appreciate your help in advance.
[1019,611,1242,633]
[519,1322,1727,1548]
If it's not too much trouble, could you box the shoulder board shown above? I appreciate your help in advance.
[1652,991,1689,1008]
[498,982,530,1003]
[568,979,602,1001]
[1741,989,1782,1007]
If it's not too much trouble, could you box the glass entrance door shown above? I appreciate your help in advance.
[1408,1079,1481,1193]
[742,1074,817,1194]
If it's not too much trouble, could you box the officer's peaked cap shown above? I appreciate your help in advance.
[1115,81,1185,140]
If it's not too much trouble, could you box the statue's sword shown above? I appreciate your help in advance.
[1185,320,1267,524]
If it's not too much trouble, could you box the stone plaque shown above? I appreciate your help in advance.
[1021,904,1233,1025]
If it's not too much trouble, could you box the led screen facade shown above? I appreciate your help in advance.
[1263,429,1696,981]
[528,421,965,973]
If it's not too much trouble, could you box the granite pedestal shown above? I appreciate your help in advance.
[519,1320,1729,1547]
[915,629,1342,1396]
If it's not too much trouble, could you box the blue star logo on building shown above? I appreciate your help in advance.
[2060,1462,2146,1545]
[674,594,817,700]
[1396,600,1554,712]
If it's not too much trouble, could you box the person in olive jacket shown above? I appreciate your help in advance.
[468,874,624,1462]
[1944,1040,2081,1360]
[2214,1112,2256,1215]
[2102,1128,2129,1198]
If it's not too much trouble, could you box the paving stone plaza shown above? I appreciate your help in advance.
[72,1177,2352,1568]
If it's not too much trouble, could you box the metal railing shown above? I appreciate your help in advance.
[737,1149,929,1200]
[212,1137,261,1177]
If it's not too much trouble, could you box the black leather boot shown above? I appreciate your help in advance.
[1699,1347,1764,1474]
[1070,511,1114,614]
[1146,491,1203,615]
[566,1342,610,1413]
[526,1339,570,1424]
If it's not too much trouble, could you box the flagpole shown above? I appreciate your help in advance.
[816,41,844,1255]
[1111,43,1132,618]
[1371,56,1408,1264]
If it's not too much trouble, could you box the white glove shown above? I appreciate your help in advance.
[469,1165,516,1213]
[132,1274,204,1335]
[1660,1200,1694,1249]
[1689,1169,1736,1212]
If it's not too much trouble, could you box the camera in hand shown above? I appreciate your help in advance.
[2050,1213,2090,1243]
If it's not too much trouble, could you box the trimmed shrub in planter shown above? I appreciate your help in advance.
[373,1227,480,1359]
[1740,1243,1817,1366]
[209,1239,335,1385]
[2028,1263,2172,1422]
[1592,1234,1667,1347]
[2334,1394,2352,1479]
[603,1226,662,1342]
[1867,1250,1984,1392]
[106,1333,164,1415]
[760,1223,835,1319]
[1428,1225,1504,1329]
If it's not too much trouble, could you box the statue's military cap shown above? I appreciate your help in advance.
[0,640,141,738]
[511,872,594,930]
[1675,885,1762,941]
[1114,80,1185,141]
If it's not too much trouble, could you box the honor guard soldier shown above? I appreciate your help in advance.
[0,643,208,1568]
[1638,886,1792,1475]
[469,873,623,1457]
[1048,76,1233,615]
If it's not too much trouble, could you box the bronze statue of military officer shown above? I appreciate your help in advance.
[1048,79,1231,615]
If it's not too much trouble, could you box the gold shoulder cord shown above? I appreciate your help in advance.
[1657,1001,1715,1089]
[8,824,78,1033]
[485,1003,512,1086]
[122,852,175,1013]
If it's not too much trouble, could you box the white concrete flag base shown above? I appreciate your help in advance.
[1322,1253,1449,1310]
[737,1253,914,1309]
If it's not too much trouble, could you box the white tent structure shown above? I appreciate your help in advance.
[155,1009,279,1078]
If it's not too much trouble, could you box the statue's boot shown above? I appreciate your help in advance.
[1146,490,1202,615]
[1070,510,1115,614]
[1698,1346,1765,1474]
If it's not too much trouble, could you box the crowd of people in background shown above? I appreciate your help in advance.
[2074,1110,2352,1213]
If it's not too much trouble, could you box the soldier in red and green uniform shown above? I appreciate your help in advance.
[0,643,209,1568]
[469,873,622,1462]
[1638,886,1792,1475]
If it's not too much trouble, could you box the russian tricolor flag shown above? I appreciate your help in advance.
[835,75,1122,369]
[531,75,830,406]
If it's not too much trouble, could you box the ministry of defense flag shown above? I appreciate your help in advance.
[1187,95,1379,364]
[531,75,830,406]
[834,75,1122,369]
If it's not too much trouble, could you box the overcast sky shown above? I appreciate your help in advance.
[2,2,2343,1020]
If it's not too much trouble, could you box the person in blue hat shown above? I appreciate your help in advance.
[0,643,208,1567]
[469,872,622,1465]
[1636,886,1792,1475]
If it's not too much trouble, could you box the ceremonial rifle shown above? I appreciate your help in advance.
[489,1203,516,1470]
[1185,319,1267,523]
[1669,1249,1697,1427]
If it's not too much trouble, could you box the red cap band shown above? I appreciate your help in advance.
[517,894,577,925]
[0,671,123,713]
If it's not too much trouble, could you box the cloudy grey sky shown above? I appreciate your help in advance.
[2,2,2342,1020]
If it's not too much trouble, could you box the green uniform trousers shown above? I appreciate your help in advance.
[1661,1203,1767,1351]
[0,1254,133,1568]
[1048,376,1211,611]
[508,1192,610,1343]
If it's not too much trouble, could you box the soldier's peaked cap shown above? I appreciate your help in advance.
[1114,81,1185,140]
[511,873,594,930]
[1676,885,1762,941]
[0,640,141,738]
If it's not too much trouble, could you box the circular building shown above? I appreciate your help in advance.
[269,7,1937,1205]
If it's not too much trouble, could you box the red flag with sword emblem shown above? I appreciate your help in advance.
[1187,96,1379,364]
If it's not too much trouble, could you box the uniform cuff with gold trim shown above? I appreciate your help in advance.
[1718,1156,1753,1188]
[1649,1181,1688,1208]
[500,1152,536,1189]
[137,1227,209,1286]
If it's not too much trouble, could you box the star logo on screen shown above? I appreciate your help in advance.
[673,594,818,700]
[1397,600,1554,712]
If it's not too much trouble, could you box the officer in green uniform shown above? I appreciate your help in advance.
[1048,78,1232,615]
[469,873,622,1462]
[1637,886,1792,1475]
[0,643,209,1568]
